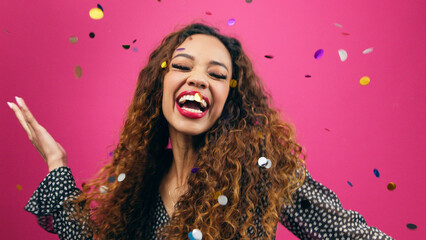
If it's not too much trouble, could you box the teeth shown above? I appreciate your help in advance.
[181,106,203,113]
[178,94,207,108]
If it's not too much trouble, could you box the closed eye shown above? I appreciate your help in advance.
[172,64,227,79]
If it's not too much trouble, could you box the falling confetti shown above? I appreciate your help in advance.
[347,181,353,187]
[227,18,236,26]
[229,79,237,88]
[205,11,212,15]
[191,167,199,173]
[406,223,417,230]
[192,229,203,240]
[264,55,273,59]
[132,47,138,53]
[324,128,330,131]
[117,173,126,182]
[100,185,108,193]
[360,76,370,86]
[363,47,374,54]
[89,32,95,38]
[246,0,253,3]
[97,4,104,12]
[314,49,324,59]
[16,184,22,191]
[341,32,350,36]
[176,48,185,51]
[74,65,82,79]
[258,157,268,167]
[338,49,348,62]
[373,169,380,178]
[107,176,116,183]
[218,195,228,206]
[257,131,264,139]
[161,61,167,68]
[69,36,78,44]
[132,39,137,43]
[334,23,343,28]
[387,182,396,191]
[122,45,130,50]
[264,159,272,169]
[305,75,311,78]
[214,191,221,200]
[89,8,104,20]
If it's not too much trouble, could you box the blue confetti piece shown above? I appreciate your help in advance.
[188,232,196,240]
[97,4,104,12]
[191,168,199,173]
[347,181,353,187]
[374,169,380,178]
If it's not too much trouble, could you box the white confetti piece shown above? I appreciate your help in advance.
[218,195,228,206]
[338,49,348,62]
[362,47,374,54]
[117,173,126,182]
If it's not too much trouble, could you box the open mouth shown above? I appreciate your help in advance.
[175,91,210,113]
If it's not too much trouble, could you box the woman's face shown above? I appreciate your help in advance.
[162,34,233,136]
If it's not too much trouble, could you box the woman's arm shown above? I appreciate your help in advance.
[25,167,93,240]
[279,168,394,240]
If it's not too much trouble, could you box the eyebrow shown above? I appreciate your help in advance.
[172,53,229,72]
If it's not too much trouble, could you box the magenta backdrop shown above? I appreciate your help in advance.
[1,0,424,239]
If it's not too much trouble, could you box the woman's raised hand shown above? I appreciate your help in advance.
[8,97,68,172]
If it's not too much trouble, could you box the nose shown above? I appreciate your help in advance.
[187,77,209,89]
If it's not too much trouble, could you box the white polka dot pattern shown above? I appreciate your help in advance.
[24,167,394,239]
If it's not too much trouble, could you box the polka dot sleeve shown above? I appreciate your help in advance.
[24,167,93,240]
[279,169,394,240]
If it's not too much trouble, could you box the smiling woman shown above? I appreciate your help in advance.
[21,22,394,240]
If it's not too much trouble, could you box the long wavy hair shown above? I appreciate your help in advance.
[67,21,307,239]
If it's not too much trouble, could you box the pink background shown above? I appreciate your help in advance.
[1,0,424,239]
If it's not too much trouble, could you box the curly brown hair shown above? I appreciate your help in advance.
[67,21,307,239]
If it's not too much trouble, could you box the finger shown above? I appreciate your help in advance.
[17,98,41,128]
[9,102,34,139]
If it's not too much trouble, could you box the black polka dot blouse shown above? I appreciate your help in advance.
[25,167,394,239]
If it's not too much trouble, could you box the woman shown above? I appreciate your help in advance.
[9,22,393,239]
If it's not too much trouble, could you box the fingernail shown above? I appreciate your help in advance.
[7,102,12,109]
[15,96,23,107]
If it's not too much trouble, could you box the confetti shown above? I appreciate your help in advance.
[176,48,185,51]
[214,191,221,200]
[347,181,353,187]
[117,173,126,182]
[305,75,311,78]
[338,49,348,62]
[132,39,137,43]
[74,65,82,79]
[314,49,324,59]
[132,47,138,53]
[191,167,199,173]
[360,76,370,86]
[16,184,22,191]
[205,11,212,15]
[341,32,350,36]
[100,185,108,194]
[362,47,374,54]
[161,61,167,68]
[373,169,380,178]
[229,79,237,88]
[188,232,195,240]
[194,93,203,102]
[122,45,130,50]
[89,32,95,38]
[107,176,116,183]
[89,8,104,20]
[406,223,417,230]
[192,229,203,240]
[264,159,272,169]
[97,4,104,12]
[264,55,273,59]
[387,182,396,191]
[246,0,253,3]
[227,18,236,26]
[258,157,268,167]
[218,195,228,205]
[69,36,78,44]
[334,23,343,28]
[257,131,264,139]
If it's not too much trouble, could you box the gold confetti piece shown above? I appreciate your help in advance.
[229,79,237,88]
[194,92,203,102]
[69,36,78,44]
[89,8,104,20]
[214,191,221,200]
[16,184,22,191]
[360,76,370,86]
[257,131,263,139]
[387,182,396,191]
[74,65,82,79]
[161,61,167,68]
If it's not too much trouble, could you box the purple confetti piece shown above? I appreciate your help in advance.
[191,167,199,173]
[227,18,236,26]
[176,48,185,51]
[132,47,138,53]
[314,49,324,59]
